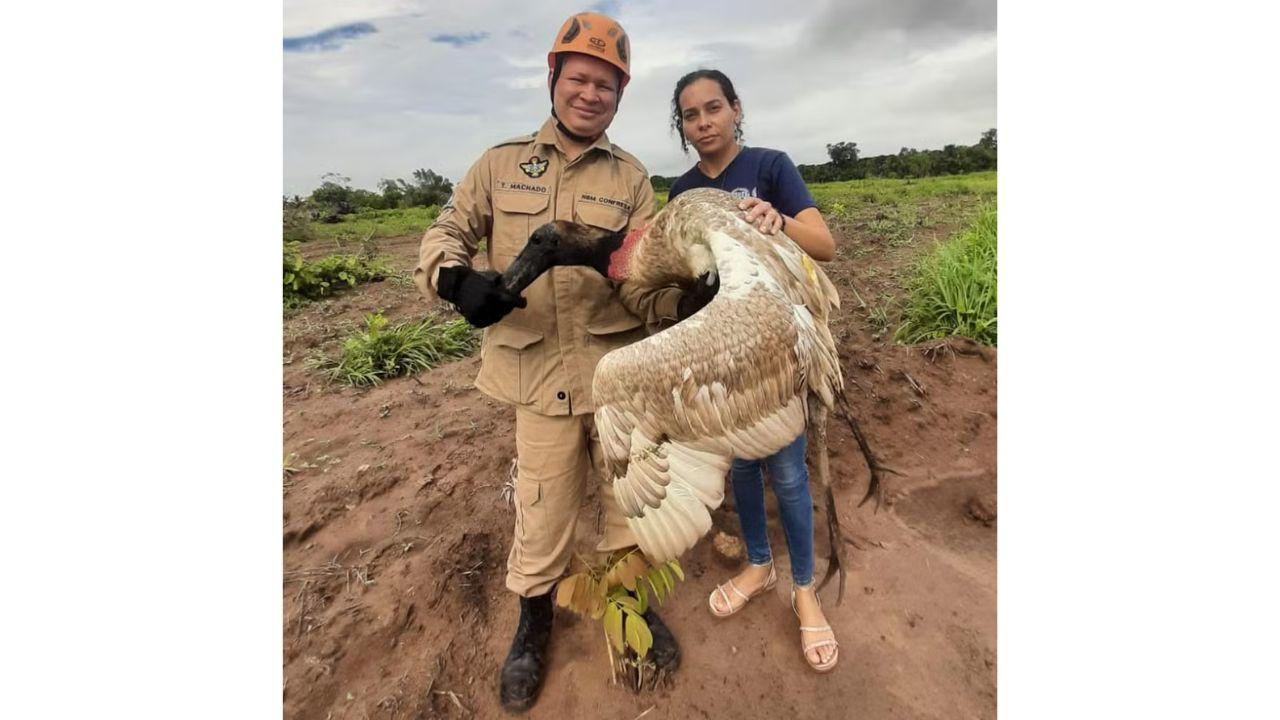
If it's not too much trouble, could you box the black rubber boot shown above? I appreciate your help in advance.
[499,592,554,714]
[643,607,681,673]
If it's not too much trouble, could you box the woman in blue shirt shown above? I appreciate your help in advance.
[667,68,839,672]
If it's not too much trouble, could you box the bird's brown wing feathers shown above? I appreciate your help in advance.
[592,192,843,561]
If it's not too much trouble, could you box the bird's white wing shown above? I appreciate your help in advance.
[593,231,837,561]
[610,435,732,563]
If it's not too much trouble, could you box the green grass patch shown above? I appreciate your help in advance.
[284,243,391,310]
[895,205,997,346]
[810,172,996,218]
[654,172,993,221]
[308,206,442,243]
[309,312,480,387]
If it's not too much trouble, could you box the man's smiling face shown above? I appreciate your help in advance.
[550,52,620,138]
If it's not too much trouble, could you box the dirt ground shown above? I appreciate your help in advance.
[283,204,996,720]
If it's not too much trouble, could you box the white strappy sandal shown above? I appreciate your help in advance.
[791,586,840,673]
[708,562,777,618]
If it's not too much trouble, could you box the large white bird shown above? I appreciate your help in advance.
[501,188,895,601]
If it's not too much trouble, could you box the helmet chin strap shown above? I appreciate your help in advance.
[550,107,598,145]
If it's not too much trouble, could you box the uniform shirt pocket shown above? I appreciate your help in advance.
[571,197,631,311]
[492,191,551,268]
[480,324,545,406]
[573,197,629,232]
[586,305,644,336]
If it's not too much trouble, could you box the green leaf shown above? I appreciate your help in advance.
[635,582,648,615]
[667,560,684,582]
[646,570,664,605]
[604,603,624,654]
[659,566,675,596]
[614,595,641,614]
[623,610,653,660]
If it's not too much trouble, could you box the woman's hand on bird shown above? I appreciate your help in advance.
[739,197,782,235]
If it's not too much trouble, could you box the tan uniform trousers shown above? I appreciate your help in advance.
[506,407,636,597]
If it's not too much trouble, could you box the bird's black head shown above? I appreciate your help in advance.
[501,221,626,298]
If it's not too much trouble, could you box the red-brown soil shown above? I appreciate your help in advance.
[283,210,996,719]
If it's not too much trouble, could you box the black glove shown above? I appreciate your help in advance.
[436,266,527,328]
[677,272,719,321]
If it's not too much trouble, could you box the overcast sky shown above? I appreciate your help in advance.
[283,0,995,196]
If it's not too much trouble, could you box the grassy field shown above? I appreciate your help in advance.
[896,206,997,345]
[303,173,994,240]
[293,172,998,346]
[656,171,994,216]
[309,206,442,243]
[809,171,995,210]
[802,172,997,346]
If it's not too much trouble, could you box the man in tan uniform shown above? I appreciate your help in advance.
[414,12,683,713]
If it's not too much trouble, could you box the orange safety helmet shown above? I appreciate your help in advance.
[547,12,631,91]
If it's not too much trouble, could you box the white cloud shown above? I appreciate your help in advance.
[506,74,546,90]
[284,0,995,195]
[282,0,419,36]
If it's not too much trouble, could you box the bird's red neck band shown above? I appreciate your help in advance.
[608,222,647,281]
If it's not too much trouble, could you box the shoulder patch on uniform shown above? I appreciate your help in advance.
[491,132,537,149]
[609,144,648,174]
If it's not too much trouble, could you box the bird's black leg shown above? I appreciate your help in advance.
[836,391,904,510]
[808,398,847,605]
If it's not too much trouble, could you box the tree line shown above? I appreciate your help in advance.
[287,128,996,221]
[284,169,454,224]
[649,129,996,190]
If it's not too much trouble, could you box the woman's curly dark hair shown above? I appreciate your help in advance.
[670,69,744,154]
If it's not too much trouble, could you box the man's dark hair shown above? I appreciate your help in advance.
[670,69,744,154]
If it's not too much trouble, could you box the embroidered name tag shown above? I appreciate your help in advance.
[578,193,632,213]
[496,180,549,195]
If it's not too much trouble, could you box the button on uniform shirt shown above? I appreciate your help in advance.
[415,117,682,416]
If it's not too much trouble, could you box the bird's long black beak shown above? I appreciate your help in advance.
[501,221,623,299]
[501,224,561,298]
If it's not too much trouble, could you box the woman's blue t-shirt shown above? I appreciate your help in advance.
[668,146,817,218]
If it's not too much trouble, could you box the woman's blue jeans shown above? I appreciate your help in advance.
[730,431,815,586]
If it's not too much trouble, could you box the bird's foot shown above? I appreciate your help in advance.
[858,460,904,511]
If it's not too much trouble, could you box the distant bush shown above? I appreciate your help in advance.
[310,313,479,386]
[378,169,452,209]
[285,169,452,240]
[895,206,997,346]
[282,198,315,242]
[283,243,390,309]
